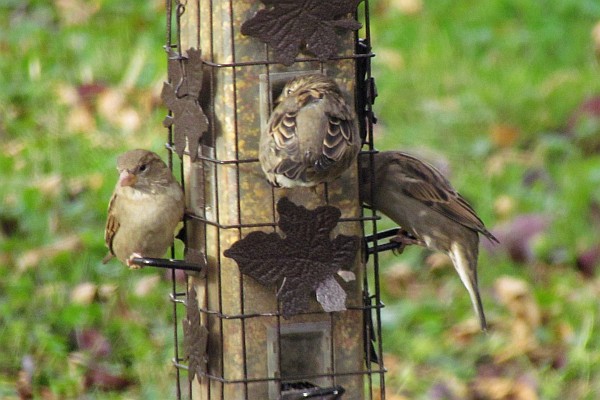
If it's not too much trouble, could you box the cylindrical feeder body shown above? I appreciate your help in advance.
[175,1,379,399]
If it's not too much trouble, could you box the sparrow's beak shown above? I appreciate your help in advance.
[119,170,137,187]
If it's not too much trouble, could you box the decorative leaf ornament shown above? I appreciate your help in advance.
[224,197,359,317]
[182,286,208,383]
[241,0,363,66]
[161,48,209,161]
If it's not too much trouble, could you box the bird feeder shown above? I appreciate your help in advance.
[160,1,386,399]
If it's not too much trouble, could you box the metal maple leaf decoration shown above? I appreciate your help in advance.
[161,48,209,161]
[241,0,363,66]
[182,286,208,383]
[224,197,359,318]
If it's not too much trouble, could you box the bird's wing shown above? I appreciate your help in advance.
[103,192,120,262]
[266,97,305,180]
[316,93,357,171]
[389,152,497,242]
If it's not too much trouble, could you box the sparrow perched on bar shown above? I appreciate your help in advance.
[103,149,184,268]
[360,151,498,330]
[259,73,360,188]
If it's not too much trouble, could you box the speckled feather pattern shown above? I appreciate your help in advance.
[259,74,359,188]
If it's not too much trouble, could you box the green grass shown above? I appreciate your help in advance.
[371,0,600,398]
[2,0,600,398]
[0,1,177,398]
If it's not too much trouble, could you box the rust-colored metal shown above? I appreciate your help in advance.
[241,0,363,66]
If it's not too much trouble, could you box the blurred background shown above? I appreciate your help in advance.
[1,0,600,398]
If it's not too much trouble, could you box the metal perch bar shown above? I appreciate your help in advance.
[130,257,205,272]
[364,228,404,255]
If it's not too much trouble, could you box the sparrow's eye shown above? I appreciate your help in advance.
[139,164,147,173]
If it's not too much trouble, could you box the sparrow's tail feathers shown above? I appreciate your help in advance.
[449,242,487,331]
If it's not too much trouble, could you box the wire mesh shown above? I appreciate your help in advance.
[155,1,388,399]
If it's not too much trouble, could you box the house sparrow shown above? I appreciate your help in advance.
[360,151,498,330]
[259,73,360,188]
[103,149,184,268]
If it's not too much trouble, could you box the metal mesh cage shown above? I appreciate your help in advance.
[157,1,387,399]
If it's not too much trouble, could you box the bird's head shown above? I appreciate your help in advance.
[116,149,171,190]
[276,73,340,104]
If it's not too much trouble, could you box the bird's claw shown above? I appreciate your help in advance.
[127,253,144,269]
[390,230,423,254]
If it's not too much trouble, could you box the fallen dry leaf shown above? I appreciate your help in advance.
[133,275,161,297]
[56,84,80,105]
[97,89,126,122]
[425,252,452,271]
[77,83,107,108]
[377,48,405,70]
[16,370,33,400]
[495,319,540,363]
[427,380,465,400]
[71,282,98,305]
[382,353,402,377]
[391,0,423,15]
[485,149,532,176]
[115,107,142,132]
[67,173,104,199]
[98,88,142,132]
[522,168,553,189]
[134,86,162,115]
[39,387,56,400]
[494,194,516,218]
[493,276,545,364]
[56,83,97,133]
[373,393,410,400]
[5,139,26,157]
[75,328,112,358]
[556,321,574,344]
[593,21,600,53]
[485,214,551,264]
[472,375,538,400]
[55,0,100,26]
[565,96,600,154]
[494,276,541,328]
[84,365,133,391]
[67,105,96,133]
[527,344,568,370]
[382,262,416,297]
[448,318,485,345]
[490,124,521,148]
[98,284,117,301]
[17,235,83,272]
[0,252,11,269]
[576,244,600,277]
[34,175,62,199]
